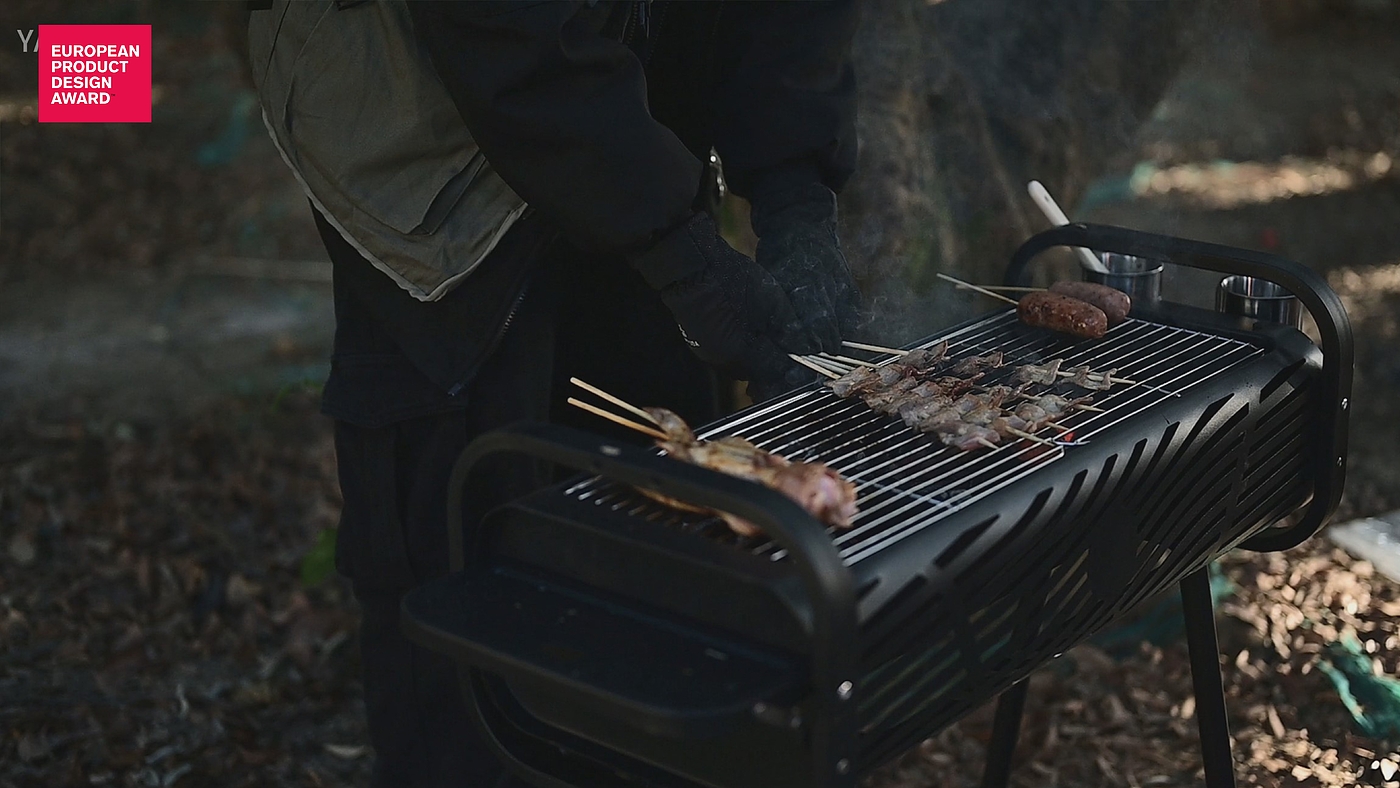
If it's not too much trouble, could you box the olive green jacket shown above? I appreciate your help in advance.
[248,0,528,302]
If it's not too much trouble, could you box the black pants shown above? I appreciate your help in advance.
[322,219,722,787]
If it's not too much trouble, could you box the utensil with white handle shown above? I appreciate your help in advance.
[1027,180,1110,274]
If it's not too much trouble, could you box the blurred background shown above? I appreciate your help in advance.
[4,1,1400,786]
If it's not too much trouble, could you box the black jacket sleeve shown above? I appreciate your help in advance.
[406,1,703,254]
[711,0,860,200]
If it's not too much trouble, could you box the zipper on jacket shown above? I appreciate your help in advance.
[447,283,531,398]
[621,0,657,54]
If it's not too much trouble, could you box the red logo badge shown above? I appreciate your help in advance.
[38,25,153,123]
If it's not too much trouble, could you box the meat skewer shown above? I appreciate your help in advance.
[936,272,1110,340]
[946,279,1131,327]
[565,397,669,441]
[570,377,663,425]
[1049,282,1131,325]
[947,351,1004,377]
[930,421,1001,451]
[825,343,951,397]
[820,349,1106,448]
[1017,292,1109,339]
[1013,359,1065,386]
[1011,360,1137,389]
[569,381,859,537]
[1066,365,1117,391]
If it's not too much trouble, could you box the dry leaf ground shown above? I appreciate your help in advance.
[5,3,1400,788]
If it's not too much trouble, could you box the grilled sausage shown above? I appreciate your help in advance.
[1048,281,1131,325]
[1017,292,1108,339]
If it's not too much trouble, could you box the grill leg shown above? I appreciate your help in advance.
[1180,566,1238,788]
[979,679,1028,788]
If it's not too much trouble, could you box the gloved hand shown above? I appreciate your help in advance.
[749,178,862,354]
[628,211,811,383]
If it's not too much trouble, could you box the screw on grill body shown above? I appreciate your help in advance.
[1338,456,1344,467]
[836,759,850,774]
[1341,398,1349,411]
[600,445,620,456]
[837,681,853,700]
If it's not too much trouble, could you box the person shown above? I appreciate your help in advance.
[247,0,861,785]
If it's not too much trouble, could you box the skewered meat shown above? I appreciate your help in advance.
[1013,359,1064,386]
[876,381,953,416]
[824,350,1097,451]
[639,408,858,537]
[895,342,949,370]
[1012,401,1051,424]
[1020,394,1090,417]
[1049,282,1131,325]
[903,404,965,431]
[948,352,1004,377]
[863,376,921,411]
[1018,292,1108,339]
[898,396,955,425]
[931,421,1001,451]
[828,366,880,398]
[1065,365,1116,391]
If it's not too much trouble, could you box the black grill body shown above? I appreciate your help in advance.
[403,226,1351,788]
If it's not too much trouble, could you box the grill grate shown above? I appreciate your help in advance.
[567,309,1262,564]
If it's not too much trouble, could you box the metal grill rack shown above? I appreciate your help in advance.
[569,311,1263,565]
[402,224,1352,788]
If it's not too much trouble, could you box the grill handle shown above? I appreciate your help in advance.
[442,420,861,788]
[1005,222,1352,552]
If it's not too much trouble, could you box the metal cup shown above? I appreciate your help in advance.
[1084,252,1163,306]
[1215,275,1302,328]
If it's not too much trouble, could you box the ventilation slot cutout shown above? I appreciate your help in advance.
[934,517,998,569]
[1261,358,1306,400]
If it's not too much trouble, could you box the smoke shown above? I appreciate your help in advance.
[836,0,1241,345]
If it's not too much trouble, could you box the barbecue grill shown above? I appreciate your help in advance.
[402,224,1352,788]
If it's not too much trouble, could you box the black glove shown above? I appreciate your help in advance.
[749,177,862,353]
[629,212,811,383]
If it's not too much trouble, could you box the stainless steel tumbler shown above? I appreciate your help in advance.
[1085,252,1163,306]
[1215,275,1303,328]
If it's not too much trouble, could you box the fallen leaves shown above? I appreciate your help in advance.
[0,390,366,787]
[865,537,1400,788]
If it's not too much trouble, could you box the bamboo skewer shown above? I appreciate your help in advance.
[820,352,879,368]
[842,340,910,356]
[570,377,660,425]
[1055,370,1139,386]
[566,397,669,441]
[1006,427,1055,446]
[936,273,1020,306]
[976,438,1000,450]
[803,355,850,373]
[790,354,841,379]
